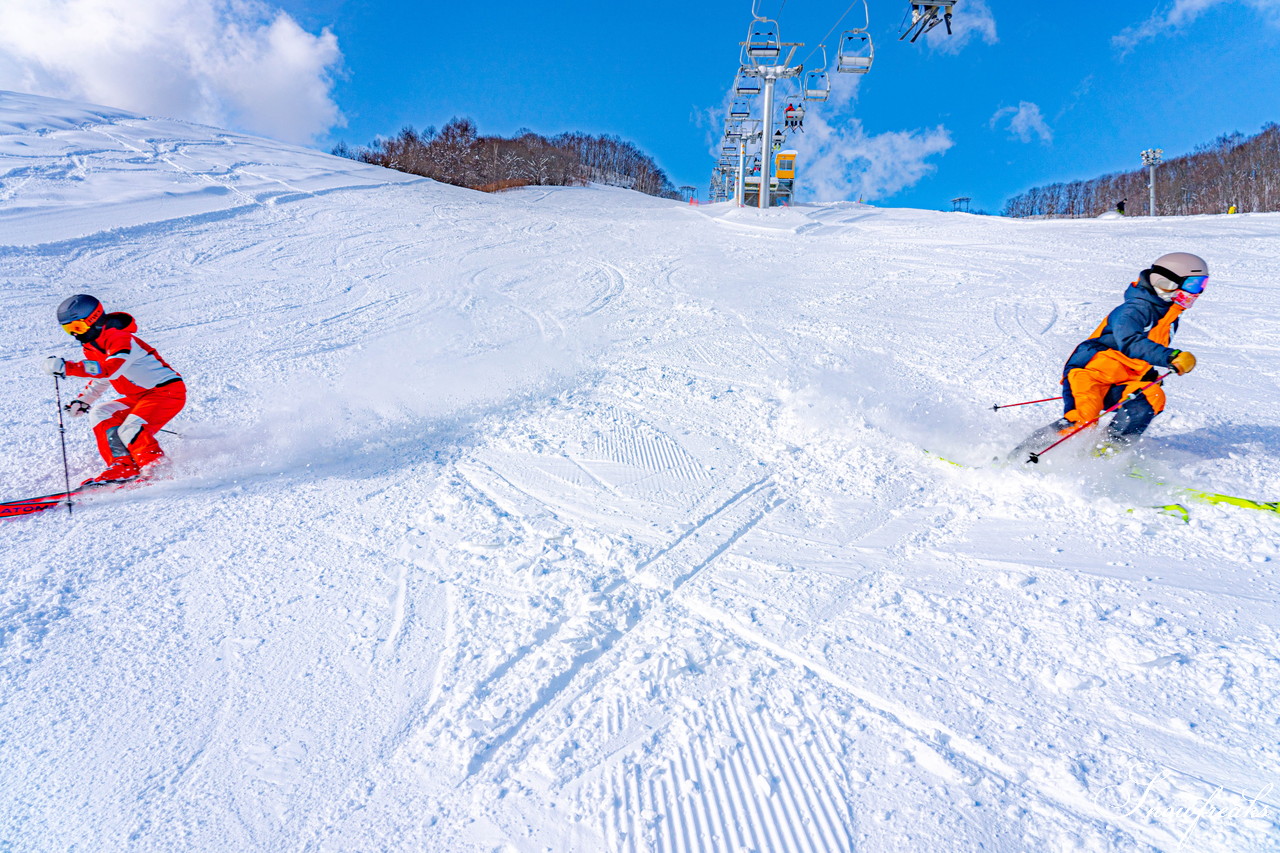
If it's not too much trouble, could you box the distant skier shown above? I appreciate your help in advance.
[43,295,185,485]
[1116,199,1126,215]
[1013,252,1207,458]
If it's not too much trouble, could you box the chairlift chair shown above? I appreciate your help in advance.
[804,71,831,102]
[837,31,874,73]
[838,2,874,73]
[804,46,832,102]
[730,100,751,119]
[735,73,762,96]
[745,20,782,59]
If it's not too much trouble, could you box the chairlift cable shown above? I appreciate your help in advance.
[802,0,863,67]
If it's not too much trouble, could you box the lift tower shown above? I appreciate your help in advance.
[740,41,802,209]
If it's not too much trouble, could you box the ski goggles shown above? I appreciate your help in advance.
[60,304,104,336]
[1178,274,1209,294]
[1152,264,1209,294]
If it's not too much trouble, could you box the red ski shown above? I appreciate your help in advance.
[0,498,69,519]
[1,479,154,520]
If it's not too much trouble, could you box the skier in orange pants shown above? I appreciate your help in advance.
[1012,252,1206,458]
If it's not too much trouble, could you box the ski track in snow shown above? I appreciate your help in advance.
[2,92,1279,852]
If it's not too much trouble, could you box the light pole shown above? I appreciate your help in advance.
[1141,148,1163,216]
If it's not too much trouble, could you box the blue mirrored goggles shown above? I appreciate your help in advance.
[1180,274,1208,294]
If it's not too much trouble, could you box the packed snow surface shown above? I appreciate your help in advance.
[2,91,1278,852]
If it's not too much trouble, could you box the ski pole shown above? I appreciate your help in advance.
[53,374,73,516]
[1026,371,1172,464]
[992,395,1063,412]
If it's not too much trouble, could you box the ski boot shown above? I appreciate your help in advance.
[1007,418,1075,464]
[80,457,140,488]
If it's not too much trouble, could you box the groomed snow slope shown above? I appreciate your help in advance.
[2,91,1278,852]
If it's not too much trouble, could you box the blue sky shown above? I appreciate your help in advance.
[3,1,1279,212]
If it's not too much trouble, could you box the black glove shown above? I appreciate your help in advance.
[65,399,90,417]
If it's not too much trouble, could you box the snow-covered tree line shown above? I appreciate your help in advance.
[1003,122,1280,218]
[334,118,680,198]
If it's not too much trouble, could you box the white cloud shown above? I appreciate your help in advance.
[1115,0,1280,50]
[0,0,343,144]
[789,74,953,202]
[922,0,998,54]
[990,101,1053,145]
[709,61,953,203]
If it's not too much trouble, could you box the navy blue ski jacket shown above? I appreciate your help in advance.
[1063,273,1182,375]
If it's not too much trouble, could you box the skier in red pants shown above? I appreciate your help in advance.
[43,294,185,486]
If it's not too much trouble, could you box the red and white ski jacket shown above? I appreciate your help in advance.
[64,312,182,406]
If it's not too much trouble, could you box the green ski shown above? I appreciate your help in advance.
[924,450,1280,520]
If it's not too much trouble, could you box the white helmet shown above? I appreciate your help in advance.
[1147,252,1209,307]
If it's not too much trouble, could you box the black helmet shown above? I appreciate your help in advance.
[57,294,105,335]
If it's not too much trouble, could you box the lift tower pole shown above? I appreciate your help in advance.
[737,141,746,206]
[740,44,801,209]
[759,74,776,210]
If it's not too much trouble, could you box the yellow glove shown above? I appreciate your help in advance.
[1170,350,1197,375]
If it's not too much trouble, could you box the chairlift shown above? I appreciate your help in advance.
[900,2,953,43]
[804,46,831,102]
[838,1,874,73]
[735,73,762,96]
[730,100,751,119]
[837,32,874,73]
[745,20,782,59]
[804,71,831,102]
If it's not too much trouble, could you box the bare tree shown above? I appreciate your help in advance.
[340,119,679,199]
[1005,123,1280,218]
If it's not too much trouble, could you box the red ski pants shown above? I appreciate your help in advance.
[90,382,186,466]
